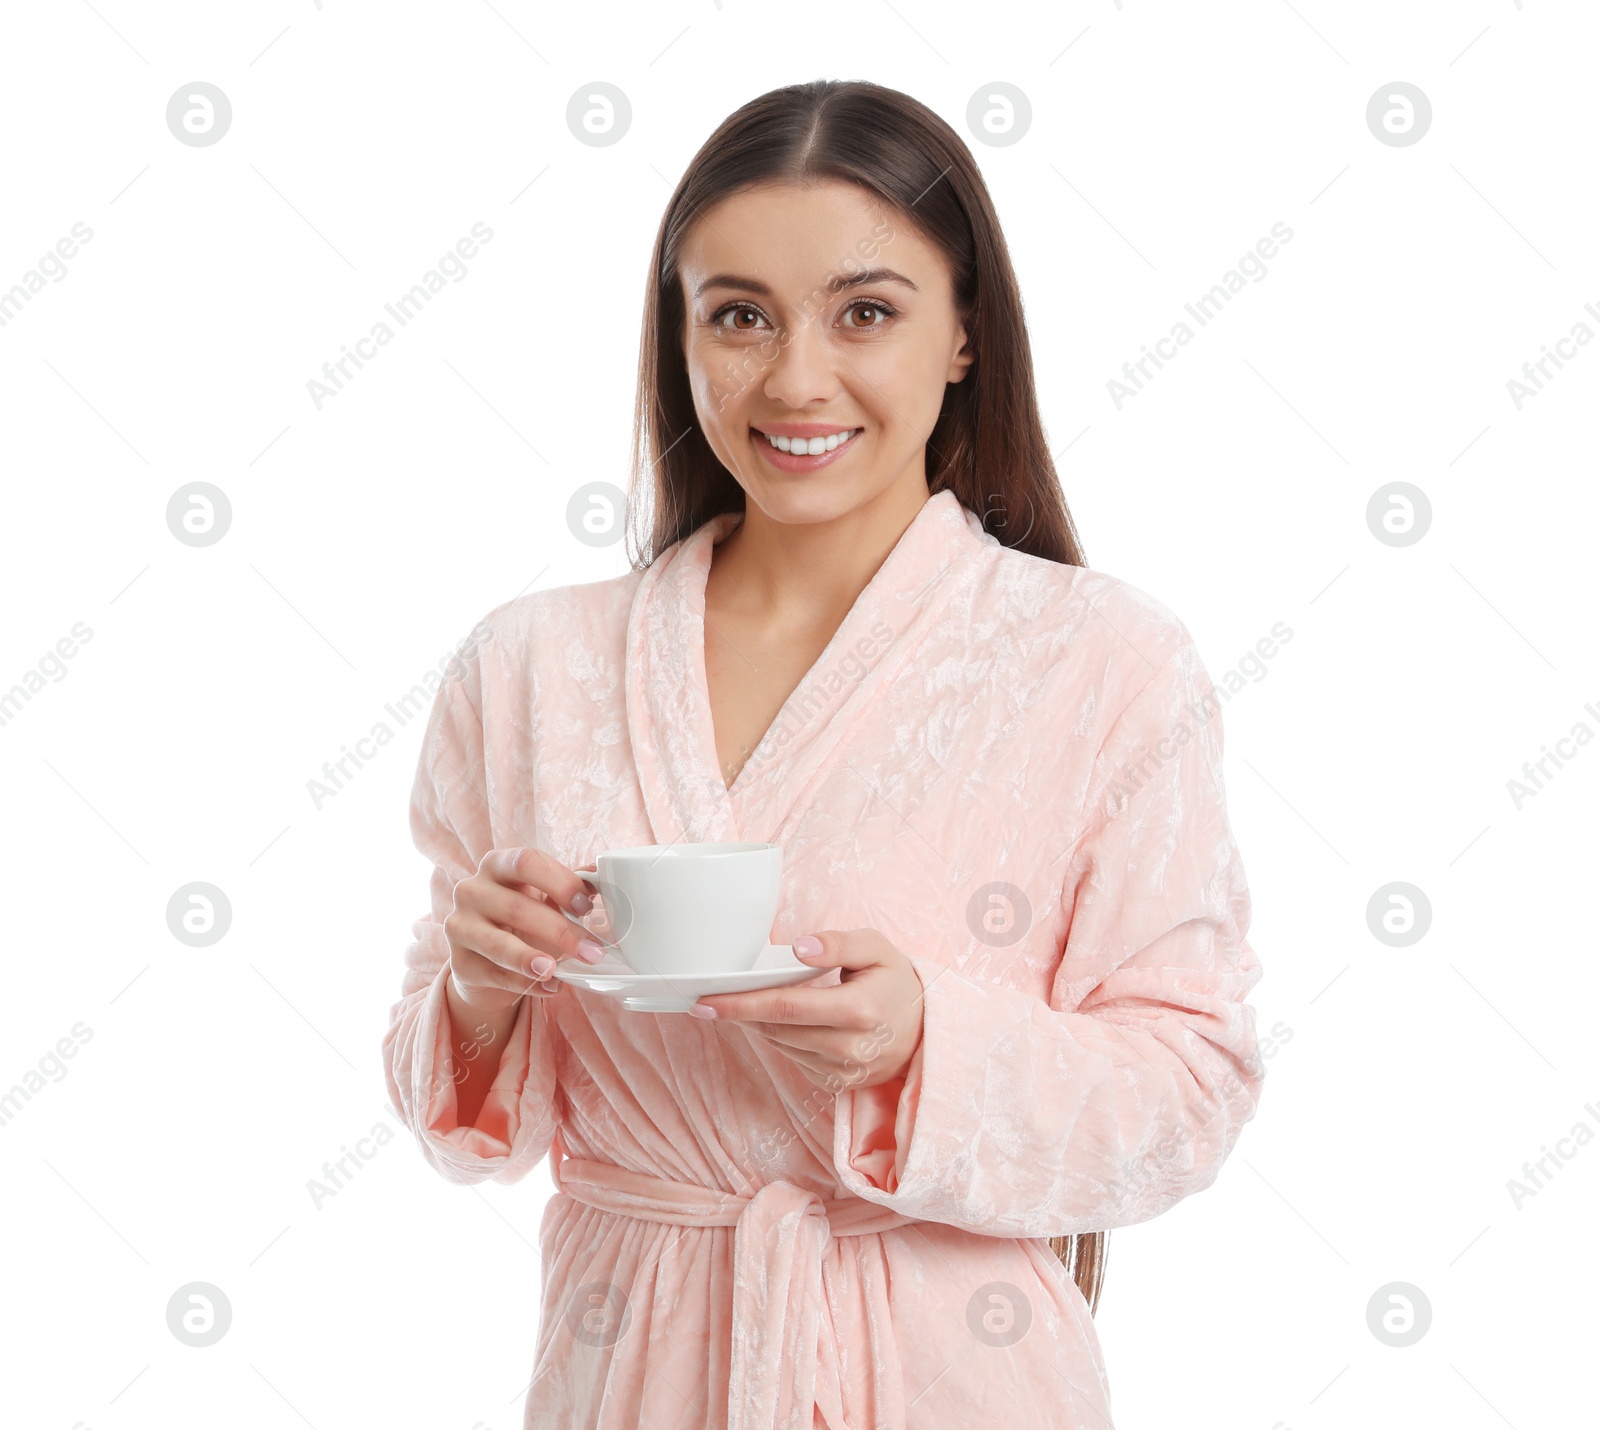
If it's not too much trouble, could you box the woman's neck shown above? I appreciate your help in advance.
[706,476,931,628]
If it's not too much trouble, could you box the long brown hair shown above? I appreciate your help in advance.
[625,77,1088,574]
[625,79,1106,1315]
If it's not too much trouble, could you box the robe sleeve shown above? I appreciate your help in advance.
[832,636,1266,1237]
[381,648,560,1187]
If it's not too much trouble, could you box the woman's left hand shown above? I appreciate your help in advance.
[689,929,925,1091]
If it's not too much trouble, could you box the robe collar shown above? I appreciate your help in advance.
[624,486,994,849]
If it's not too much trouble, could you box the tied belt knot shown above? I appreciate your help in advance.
[554,1147,916,1430]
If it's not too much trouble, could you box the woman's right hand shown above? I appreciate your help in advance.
[444,847,607,1012]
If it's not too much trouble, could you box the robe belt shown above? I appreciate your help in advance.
[554,1152,916,1430]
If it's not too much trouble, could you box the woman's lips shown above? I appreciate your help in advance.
[751,426,862,474]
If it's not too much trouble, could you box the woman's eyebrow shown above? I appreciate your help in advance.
[692,266,920,300]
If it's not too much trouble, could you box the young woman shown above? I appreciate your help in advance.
[385,79,1266,1430]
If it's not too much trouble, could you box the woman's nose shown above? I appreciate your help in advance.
[759,316,841,408]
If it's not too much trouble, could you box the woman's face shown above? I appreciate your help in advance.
[678,179,973,529]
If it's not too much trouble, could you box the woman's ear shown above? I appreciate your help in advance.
[947,326,975,384]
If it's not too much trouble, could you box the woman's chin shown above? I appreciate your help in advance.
[738,480,868,528]
[738,470,929,533]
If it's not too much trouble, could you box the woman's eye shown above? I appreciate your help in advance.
[709,299,897,333]
[713,304,767,331]
[844,301,894,329]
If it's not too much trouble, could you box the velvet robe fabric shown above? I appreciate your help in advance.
[383,488,1266,1428]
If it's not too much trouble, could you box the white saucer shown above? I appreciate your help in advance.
[553,943,824,1013]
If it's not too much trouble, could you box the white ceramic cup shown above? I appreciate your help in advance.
[562,841,783,976]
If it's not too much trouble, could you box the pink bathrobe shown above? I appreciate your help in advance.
[383,487,1266,1429]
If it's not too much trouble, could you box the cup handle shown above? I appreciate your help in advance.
[562,868,614,947]
[561,907,613,940]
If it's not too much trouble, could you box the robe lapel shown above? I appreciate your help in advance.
[624,488,993,851]
[624,510,746,849]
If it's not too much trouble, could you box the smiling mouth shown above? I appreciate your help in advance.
[755,427,863,456]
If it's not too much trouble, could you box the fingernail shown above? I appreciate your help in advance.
[569,890,593,914]
[578,939,606,963]
[689,1003,717,1020]
[794,935,822,958]
[529,955,556,978]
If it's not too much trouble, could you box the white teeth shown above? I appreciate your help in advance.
[762,428,861,455]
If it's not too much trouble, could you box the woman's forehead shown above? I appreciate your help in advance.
[679,186,932,294]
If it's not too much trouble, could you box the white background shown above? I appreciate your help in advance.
[2,2,1595,1427]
